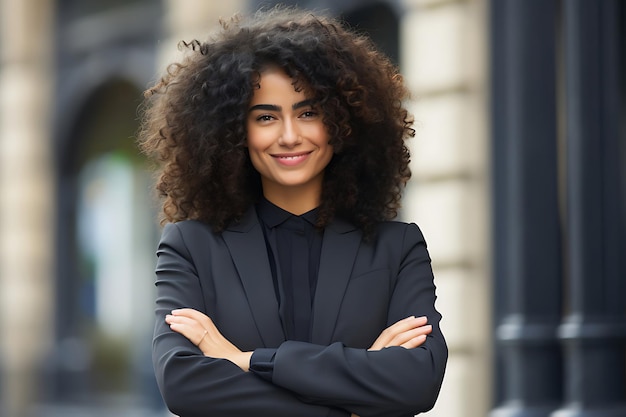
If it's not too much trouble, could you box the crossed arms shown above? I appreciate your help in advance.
[152,221,447,417]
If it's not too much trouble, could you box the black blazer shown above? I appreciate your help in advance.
[152,207,447,417]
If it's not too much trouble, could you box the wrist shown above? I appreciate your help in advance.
[236,351,253,372]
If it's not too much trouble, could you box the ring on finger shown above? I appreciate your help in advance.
[197,329,208,346]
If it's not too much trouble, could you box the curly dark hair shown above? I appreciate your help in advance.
[138,6,414,238]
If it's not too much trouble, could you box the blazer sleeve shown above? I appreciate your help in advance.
[267,223,448,417]
[152,222,349,417]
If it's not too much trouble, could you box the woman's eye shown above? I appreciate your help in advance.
[256,115,274,122]
[301,110,318,118]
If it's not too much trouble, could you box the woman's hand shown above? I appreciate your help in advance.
[368,316,432,351]
[165,308,253,371]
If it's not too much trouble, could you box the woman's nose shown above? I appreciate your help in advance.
[278,119,301,147]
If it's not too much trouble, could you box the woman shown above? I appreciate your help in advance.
[139,7,447,417]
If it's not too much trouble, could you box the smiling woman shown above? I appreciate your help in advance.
[138,6,447,417]
[246,67,333,214]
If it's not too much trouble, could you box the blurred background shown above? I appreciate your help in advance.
[0,0,624,416]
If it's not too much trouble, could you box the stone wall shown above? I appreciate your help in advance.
[0,0,56,415]
[400,0,491,416]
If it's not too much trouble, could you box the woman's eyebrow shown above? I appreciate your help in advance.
[292,99,316,110]
[249,99,316,113]
[249,104,280,112]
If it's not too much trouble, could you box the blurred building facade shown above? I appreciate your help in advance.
[0,1,623,417]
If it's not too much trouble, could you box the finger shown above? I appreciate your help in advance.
[166,316,197,332]
[166,315,208,343]
[389,325,432,347]
[168,321,208,346]
[171,308,217,332]
[165,314,200,328]
[384,326,431,347]
[401,334,427,349]
[372,316,428,349]
[385,316,428,335]
[171,308,209,321]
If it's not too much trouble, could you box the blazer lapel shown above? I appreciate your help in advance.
[222,207,285,347]
[311,218,361,344]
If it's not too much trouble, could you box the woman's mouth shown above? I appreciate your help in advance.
[271,152,312,166]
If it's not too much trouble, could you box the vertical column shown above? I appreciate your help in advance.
[490,1,563,416]
[0,0,55,415]
[553,1,626,416]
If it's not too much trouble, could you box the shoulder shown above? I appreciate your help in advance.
[375,220,426,244]
[327,217,427,248]
[162,219,214,238]
[159,220,221,252]
[162,206,259,239]
[372,221,430,263]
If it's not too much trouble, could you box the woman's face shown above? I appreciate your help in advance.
[246,67,333,203]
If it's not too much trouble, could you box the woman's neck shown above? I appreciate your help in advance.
[261,183,321,215]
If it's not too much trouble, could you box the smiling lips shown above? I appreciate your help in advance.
[271,151,313,166]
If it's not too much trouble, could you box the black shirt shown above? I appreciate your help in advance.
[255,197,323,341]
[250,198,324,380]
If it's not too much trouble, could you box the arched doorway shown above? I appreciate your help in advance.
[51,79,161,411]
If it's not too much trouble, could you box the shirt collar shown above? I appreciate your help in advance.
[256,197,319,228]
